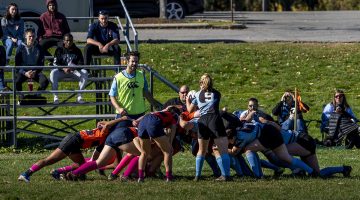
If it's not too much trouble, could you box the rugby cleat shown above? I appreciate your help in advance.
[119,175,129,182]
[193,176,200,182]
[137,177,144,183]
[343,165,352,177]
[18,173,30,183]
[50,169,61,180]
[215,175,232,182]
[108,173,119,181]
[273,167,285,177]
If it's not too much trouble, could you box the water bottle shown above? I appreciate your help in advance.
[28,78,33,91]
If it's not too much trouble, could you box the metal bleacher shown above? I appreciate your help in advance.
[0,0,143,147]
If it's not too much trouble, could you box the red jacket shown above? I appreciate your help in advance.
[38,0,70,40]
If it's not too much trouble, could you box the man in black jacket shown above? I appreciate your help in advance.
[15,28,49,96]
[163,85,189,111]
[50,33,88,104]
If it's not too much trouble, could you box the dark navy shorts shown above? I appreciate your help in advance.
[105,127,135,149]
[138,114,165,139]
[258,123,284,150]
[58,133,82,155]
[297,133,316,155]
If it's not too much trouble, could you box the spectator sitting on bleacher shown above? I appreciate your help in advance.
[162,85,189,111]
[109,51,162,120]
[0,27,7,92]
[84,10,120,66]
[1,3,24,65]
[0,42,6,92]
[15,28,49,99]
[37,0,70,65]
[50,33,88,104]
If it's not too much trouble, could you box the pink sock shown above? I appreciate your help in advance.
[85,157,91,162]
[123,156,139,177]
[111,154,134,175]
[57,163,79,174]
[166,171,173,179]
[72,161,97,176]
[138,169,144,179]
[30,164,41,172]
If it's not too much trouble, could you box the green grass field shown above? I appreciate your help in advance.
[1,148,360,200]
[2,42,360,199]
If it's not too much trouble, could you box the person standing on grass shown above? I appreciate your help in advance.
[15,28,49,99]
[187,73,231,181]
[50,33,88,104]
[136,106,179,182]
[1,3,24,65]
[109,51,162,120]
[84,10,120,66]
[38,0,70,65]
[18,116,130,183]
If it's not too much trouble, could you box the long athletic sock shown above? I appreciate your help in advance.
[30,164,41,173]
[230,155,243,176]
[166,171,173,179]
[112,154,134,175]
[260,159,280,172]
[205,155,221,177]
[138,169,144,179]
[237,154,253,176]
[72,161,98,176]
[56,163,79,174]
[216,156,225,176]
[290,158,313,174]
[25,164,41,176]
[195,155,205,177]
[220,154,231,176]
[246,151,263,178]
[320,166,344,177]
[123,156,139,177]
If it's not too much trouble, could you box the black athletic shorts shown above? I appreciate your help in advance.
[198,113,226,140]
[258,123,284,150]
[58,133,82,155]
[297,133,316,155]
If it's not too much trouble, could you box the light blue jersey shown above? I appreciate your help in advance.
[191,89,221,116]
[281,129,300,144]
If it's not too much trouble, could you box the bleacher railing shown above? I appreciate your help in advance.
[23,15,138,53]
[0,64,179,148]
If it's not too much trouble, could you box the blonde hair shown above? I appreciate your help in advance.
[199,73,213,91]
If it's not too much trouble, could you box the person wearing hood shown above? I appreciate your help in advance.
[15,28,49,98]
[50,33,88,104]
[38,0,70,64]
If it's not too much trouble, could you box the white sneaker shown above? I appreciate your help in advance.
[77,96,85,104]
[54,96,59,104]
